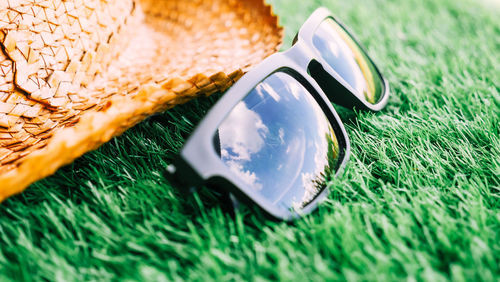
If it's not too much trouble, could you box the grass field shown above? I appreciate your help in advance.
[1,0,499,280]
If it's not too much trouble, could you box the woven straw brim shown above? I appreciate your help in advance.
[0,0,283,201]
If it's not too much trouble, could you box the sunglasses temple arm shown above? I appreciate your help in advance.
[165,161,239,218]
[165,157,204,194]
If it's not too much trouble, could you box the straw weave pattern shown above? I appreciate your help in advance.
[0,0,282,199]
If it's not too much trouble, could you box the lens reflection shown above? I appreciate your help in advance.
[313,18,383,104]
[217,72,341,212]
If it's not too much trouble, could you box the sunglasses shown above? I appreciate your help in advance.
[165,7,390,220]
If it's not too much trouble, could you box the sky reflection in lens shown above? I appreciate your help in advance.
[217,72,340,212]
[313,18,383,104]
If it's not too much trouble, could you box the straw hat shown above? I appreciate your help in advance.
[0,0,283,201]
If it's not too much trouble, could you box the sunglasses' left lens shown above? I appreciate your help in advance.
[313,18,384,104]
[216,72,343,213]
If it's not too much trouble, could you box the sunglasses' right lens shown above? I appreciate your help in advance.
[216,72,343,213]
[312,18,384,104]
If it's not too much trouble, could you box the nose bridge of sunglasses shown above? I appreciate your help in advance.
[285,39,350,91]
[283,41,358,107]
[284,41,319,71]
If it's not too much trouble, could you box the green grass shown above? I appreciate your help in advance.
[1,0,499,280]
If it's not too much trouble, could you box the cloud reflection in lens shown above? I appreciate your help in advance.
[313,18,384,104]
[217,72,341,212]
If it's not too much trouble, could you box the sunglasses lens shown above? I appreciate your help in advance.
[313,18,384,104]
[217,72,342,212]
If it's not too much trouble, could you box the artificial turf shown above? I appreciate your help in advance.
[0,0,499,280]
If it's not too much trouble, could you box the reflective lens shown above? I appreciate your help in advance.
[217,72,341,212]
[313,18,384,104]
